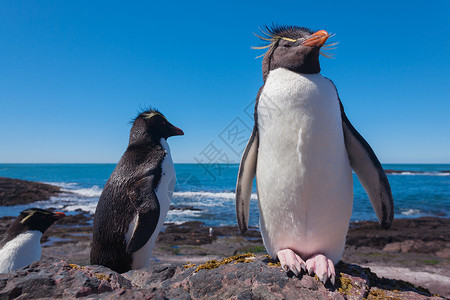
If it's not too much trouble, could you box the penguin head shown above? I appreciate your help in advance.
[14,208,65,234]
[130,109,184,144]
[255,25,336,80]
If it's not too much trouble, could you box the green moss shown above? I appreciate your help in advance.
[239,245,266,253]
[421,259,439,265]
[159,246,182,255]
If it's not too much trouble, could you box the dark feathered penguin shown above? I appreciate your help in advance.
[0,208,66,273]
[90,109,183,273]
[236,25,393,284]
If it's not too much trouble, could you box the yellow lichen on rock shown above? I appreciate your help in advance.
[338,274,354,295]
[94,273,111,282]
[183,262,195,269]
[365,289,388,300]
[267,261,281,267]
[69,264,83,270]
[194,253,256,272]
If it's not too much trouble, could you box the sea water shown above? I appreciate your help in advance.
[0,163,448,227]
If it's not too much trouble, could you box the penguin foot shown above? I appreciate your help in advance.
[277,249,306,277]
[305,254,335,285]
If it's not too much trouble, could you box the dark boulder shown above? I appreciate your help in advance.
[0,177,63,206]
[1,256,441,299]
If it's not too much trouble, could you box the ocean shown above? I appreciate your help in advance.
[0,163,449,227]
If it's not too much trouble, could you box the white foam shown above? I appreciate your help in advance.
[401,208,422,216]
[64,203,98,214]
[68,186,103,197]
[173,191,258,200]
[389,172,449,176]
[43,182,79,189]
[167,209,202,217]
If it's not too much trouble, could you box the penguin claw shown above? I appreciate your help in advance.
[290,264,300,277]
[300,262,306,272]
[305,254,336,285]
[277,249,306,277]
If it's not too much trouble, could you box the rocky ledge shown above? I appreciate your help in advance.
[0,177,63,206]
[0,256,443,299]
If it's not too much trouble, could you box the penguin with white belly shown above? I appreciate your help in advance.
[236,25,394,284]
[0,208,66,273]
[90,109,183,273]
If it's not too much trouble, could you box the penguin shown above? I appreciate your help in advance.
[236,25,394,284]
[90,109,184,273]
[0,208,66,273]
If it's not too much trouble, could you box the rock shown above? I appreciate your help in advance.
[382,240,446,253]
[0,256,444,299]
[158,221,217,245]
[169,205,202,211]
[0,259,131,299]
[122,255,442,299]
[435,246,450,259]
[0,176,63,206]
[157,222,262,246]
[55,213,91,226]
[346,217,450,249]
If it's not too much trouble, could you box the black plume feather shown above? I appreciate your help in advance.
[258,24,314,40]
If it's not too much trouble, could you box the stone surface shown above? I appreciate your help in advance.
[345,217,450,250]
[0,176,63,206]
[0,257,443,299]
[0,259,131,299]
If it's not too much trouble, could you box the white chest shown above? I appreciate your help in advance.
[255,68,353,263]
[0,231,42,273]
[258,68,341,146]
[156,138,176,207]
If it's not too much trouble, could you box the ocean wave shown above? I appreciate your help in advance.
[173,191,258,200]
[44,182,79,189]
[167,209,202,217]
[63,203,98,214]
[387,171,450,176]
[67,186,103,197]
[400,208,422,216]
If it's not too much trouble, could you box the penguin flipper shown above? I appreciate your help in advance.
[236,126,258,233]
[340,104,394,229]
[126,175,160,254]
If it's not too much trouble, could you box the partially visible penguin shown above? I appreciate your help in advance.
[90,109,184,273]
[0,208,66,273]
[236,25,394,284]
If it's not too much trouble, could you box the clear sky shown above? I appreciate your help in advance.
[0,1,449,164]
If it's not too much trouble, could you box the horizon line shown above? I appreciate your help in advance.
[0,162,449,165]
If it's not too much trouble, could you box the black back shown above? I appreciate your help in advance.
[0,208,65,248]
[90,109,183,273]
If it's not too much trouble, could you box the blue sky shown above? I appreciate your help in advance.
[0,1,449,164]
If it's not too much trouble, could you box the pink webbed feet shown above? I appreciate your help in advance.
[305,254,336,285]
[277,249,306,277]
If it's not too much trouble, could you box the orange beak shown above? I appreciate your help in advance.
[52,211,66,219]
[302,30,330,47]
